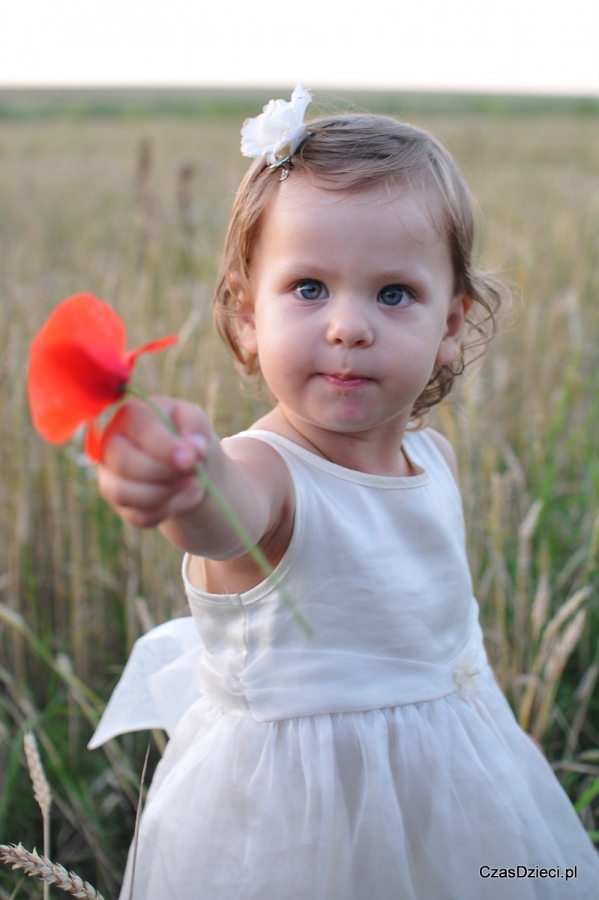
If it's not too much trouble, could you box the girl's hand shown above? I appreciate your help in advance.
[97,397,211,529]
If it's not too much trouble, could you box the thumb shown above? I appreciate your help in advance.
[155,397,213,465]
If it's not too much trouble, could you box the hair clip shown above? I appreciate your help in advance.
[241,84,313,168]
[270,156,293,181]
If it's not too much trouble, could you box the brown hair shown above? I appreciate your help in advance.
[214,113,503,418]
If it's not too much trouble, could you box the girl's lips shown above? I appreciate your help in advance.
[320,373,371,389]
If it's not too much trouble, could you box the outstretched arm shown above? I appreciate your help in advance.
[97,397,292,563]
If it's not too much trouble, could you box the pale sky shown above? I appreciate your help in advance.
[2,0,598,95]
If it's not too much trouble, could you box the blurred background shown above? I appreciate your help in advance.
[1,1,598,897]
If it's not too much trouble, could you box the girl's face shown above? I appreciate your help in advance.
[237,175,467,449]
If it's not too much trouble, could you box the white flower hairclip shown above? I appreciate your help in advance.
[241,83,313,169]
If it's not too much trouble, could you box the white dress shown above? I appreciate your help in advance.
[90,430,599,899]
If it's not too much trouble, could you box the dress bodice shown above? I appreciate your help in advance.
[183,429,487,721]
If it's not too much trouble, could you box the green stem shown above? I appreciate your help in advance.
[126,387,313,637]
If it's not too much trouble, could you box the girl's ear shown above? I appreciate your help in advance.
[436,293,470,366]
[232,278,258,354]
[235,308,258,354]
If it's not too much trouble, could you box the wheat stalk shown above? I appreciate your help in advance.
[517,586,591,734]
[532,608,588,742]
[0,844,104,899]
[24,730,52,900]
[24,731,52,820]
[530,546,550,643]
[514,499,543,671]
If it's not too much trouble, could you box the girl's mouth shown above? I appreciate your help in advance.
[321,373,370,389]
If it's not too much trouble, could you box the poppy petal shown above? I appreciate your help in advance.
[84,419,104,462]
[33,293,128,356]
[84,404,129,463]
[28,341,129,443]
[124,334,178,370]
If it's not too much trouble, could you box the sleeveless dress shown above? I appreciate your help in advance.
[89,430,599,899]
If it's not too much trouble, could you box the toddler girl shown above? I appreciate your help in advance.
[90,86,599,898]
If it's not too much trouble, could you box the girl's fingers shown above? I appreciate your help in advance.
[101,430,177,482]
[96,396,213,527]
[97,459,186,507]
[167,399,211,452]
[97,466,206,528]
[149,396,212,465]
[103,398,210,474]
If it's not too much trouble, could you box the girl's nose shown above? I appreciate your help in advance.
[325,297,374,348]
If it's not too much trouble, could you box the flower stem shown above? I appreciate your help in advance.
[126,388,313,637]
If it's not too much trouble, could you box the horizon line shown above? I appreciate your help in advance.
[1,82,599,100]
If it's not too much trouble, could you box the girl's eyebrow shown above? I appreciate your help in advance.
[373,267,431,283]
[272,258,434,282]
[270,258,330,277]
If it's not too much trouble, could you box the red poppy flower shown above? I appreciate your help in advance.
[28,293,177,460]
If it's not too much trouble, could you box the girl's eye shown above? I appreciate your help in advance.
[378,285,413,307]
[294,279,327,301]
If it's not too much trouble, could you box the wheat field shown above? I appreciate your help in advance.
[1,90,598,897]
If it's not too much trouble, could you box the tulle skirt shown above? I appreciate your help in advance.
[119,669,599,899]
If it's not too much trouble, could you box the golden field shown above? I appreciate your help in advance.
[0,90,598,895]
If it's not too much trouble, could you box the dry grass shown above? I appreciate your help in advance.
[1,96,598,891]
